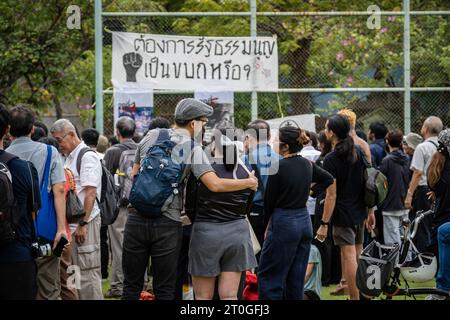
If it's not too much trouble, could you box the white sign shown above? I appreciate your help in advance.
[266,114,317,133]
[112,32,278,91]
[266,114,317,147]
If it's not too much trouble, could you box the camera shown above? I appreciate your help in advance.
[31,240,52,258]
[31,237,69,258]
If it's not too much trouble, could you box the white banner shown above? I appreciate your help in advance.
[112,32,278,91]
[114,89,154,136]
[266,114,317,146]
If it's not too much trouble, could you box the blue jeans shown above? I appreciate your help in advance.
[258,208,313,300]
[122,213,182,300]
[437,222,450,291]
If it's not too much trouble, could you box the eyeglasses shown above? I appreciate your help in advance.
[55,132,69,143]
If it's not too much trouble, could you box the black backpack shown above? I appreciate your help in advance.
[0,152,18,246]
[77,148,120,226]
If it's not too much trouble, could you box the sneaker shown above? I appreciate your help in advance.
[425,294,446,300]
[104,289,122,299]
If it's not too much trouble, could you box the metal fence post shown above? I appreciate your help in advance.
[95,0,104,134]
[250,0,258,121]
[404,0,411,134]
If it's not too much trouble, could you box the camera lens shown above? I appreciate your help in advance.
[40,243,52,257]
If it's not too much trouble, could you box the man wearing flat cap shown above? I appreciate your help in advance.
[122,98,258,300]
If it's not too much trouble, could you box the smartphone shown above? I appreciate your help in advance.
[53,237,69,257]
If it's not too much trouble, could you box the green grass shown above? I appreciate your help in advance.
[102,273,437,300]
[321,279,437,300]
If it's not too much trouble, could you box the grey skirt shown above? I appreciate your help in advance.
[188,219,258,277]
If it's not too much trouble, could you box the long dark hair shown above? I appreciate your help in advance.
[327,114,357,164]
[318,130,332,158]
[279,126,309,154]
[428,151,446,188]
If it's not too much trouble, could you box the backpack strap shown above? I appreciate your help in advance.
[76,147,102,204]
[40,145,52,190]
[427,140,438,148]
[76,147,95,176]
[156,128,171,144]
[355,145,371,169]
[26,161,41,242]
[0,151,18,164]
[235,157,256,217]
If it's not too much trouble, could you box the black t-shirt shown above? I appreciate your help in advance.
[323,150,367,227]
[264,156,334,226]
[193,160,253,223]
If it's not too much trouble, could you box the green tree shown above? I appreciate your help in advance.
[0,0,169,118]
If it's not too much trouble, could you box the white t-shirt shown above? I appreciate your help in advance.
[301,146,321,215]
[410,137,438,186]
[65,142,102,231]
[300,146,321,162]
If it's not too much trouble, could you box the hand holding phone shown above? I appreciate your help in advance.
[53,237,69,257]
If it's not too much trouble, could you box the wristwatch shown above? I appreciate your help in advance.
[78,220,89,227]
[320,220,330,227]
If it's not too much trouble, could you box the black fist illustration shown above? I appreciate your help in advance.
[123,52,143,82]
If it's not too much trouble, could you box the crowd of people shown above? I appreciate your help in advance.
[0,99,449,301]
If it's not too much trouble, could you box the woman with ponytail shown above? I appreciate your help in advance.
[315,114,375,300]
[426,128,450,297]
[257,126,333,300]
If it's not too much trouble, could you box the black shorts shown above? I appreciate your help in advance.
[333,223,365,246]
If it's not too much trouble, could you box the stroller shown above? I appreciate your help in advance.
[356,209,448,299]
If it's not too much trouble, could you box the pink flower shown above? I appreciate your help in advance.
[341,39,350,47]
[380,27,388,33]
[336,52,345,62]
[387,16,396,22]
[79,104,93,110]
[345,76,353,85]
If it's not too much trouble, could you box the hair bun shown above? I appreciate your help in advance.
[299,129,310,145]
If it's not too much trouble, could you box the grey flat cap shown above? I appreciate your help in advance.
[174,98,213,122]
[404,132,423,150]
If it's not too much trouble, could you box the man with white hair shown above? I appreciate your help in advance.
[405,116,444,253]
[103,116,137,298]
[50,119,103,300]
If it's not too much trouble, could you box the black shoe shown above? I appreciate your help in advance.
[104,289,122,299]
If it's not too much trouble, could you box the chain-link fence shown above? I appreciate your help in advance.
[99,1,449,137]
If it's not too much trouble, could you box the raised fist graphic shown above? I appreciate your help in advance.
[123,52,143,82]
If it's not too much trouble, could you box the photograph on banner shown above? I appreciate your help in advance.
[194,91,234,143]
[114,89,154,136]
[112,32,278,91]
